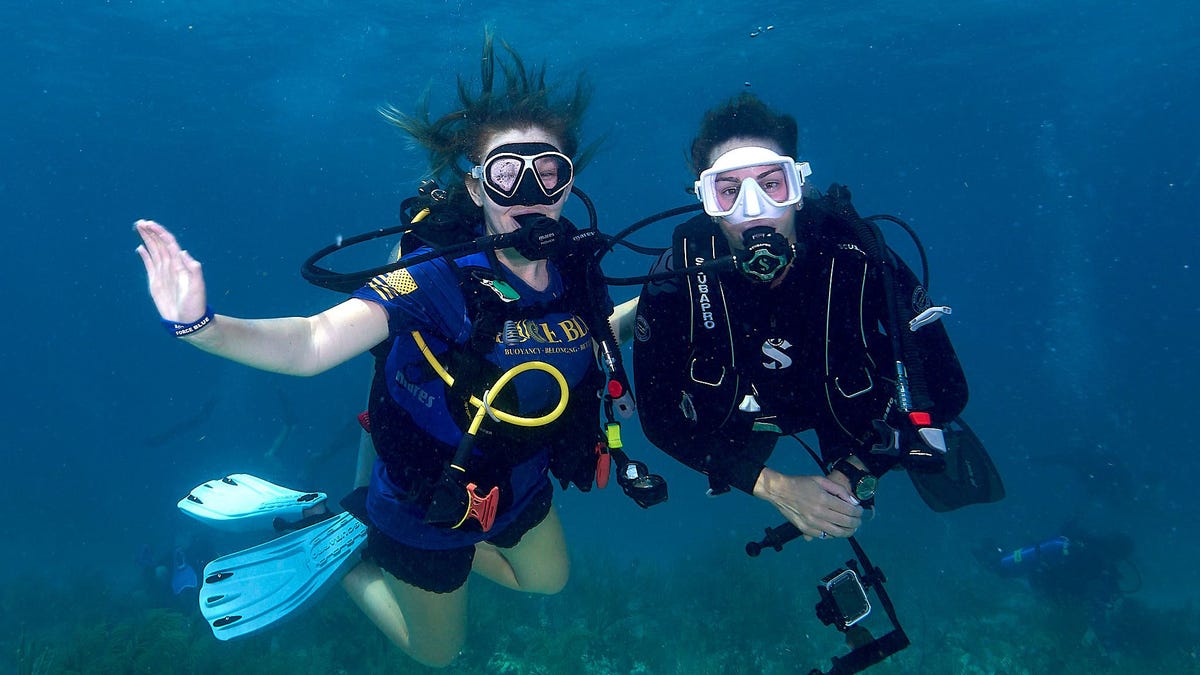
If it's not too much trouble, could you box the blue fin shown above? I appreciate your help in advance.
[198,511,367,640]
[171,548,199,595]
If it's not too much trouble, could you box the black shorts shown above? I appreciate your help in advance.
[365,481,554,593]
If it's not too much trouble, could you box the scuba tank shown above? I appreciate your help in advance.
[999,535,1070,571]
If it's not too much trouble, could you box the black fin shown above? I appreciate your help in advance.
[339,486,370,523]
[908,416,1005,512]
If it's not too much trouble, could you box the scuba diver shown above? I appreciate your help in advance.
[617,93,1004,674]
[134,529,214,608]
[136,32,657,668]
[979,525,1140,654]
[630,92,1001,541]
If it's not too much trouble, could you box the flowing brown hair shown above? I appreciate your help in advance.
[380,28,595,220]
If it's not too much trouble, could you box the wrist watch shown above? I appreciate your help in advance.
[831,458,877,502]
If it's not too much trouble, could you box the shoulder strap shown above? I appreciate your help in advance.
[449,255,515,354]
[668,215,741,433]
[810,185,931,407]
[814,183,969,421]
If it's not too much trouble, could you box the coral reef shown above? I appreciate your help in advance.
[2,547,1196,674]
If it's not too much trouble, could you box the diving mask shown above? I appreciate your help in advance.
[471,142,574,207]
[695,146,811,224]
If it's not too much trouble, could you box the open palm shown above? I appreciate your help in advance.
[135,219,209,325]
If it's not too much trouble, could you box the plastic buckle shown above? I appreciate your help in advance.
[738,394,762,413]
[605,422,623,450]
[906,411,947,454]
[357,411,371,433]
[465,483,499,532]
[908,305,952,331]
[897,411,948,473]
[869,419,901,457]
[611,390,636,419]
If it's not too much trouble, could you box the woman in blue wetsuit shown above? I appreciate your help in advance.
[136,36,609,668]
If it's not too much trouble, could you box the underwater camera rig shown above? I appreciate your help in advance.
[747,524,910,674]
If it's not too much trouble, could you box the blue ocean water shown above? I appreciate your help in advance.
[2,1,1197,672]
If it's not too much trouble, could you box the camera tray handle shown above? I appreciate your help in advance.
[812,628,910,675]
[747,525,912,674]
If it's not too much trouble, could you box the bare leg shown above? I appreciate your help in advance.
[343,241,471,667]
[341,560,468,668]
[470,505,568,594]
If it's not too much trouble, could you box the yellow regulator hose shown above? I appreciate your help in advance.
[410,330,570,441]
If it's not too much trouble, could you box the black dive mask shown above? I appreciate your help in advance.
[473,142,574,207]
[492,213,569,261]
[736,226,796,282]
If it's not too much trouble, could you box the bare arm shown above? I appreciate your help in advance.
[183,300,388,376]
[136,219,389,376]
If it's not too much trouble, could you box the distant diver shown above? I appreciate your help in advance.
[978,524,1141,654]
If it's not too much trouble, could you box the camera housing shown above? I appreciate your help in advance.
[816,568,871,630]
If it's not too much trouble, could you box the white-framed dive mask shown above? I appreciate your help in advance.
[694,146,812,224]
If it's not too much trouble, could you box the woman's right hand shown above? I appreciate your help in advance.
[135,219,209,326]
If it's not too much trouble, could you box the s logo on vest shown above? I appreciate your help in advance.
[761,338,793,370]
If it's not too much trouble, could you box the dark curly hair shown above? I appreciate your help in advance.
[380,28,594,221]
[688,93,798,175]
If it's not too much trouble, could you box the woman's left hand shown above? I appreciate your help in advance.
[754,468,863,541]
[135,219,210,326]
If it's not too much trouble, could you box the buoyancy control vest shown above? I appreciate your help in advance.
[365,239,609,506]
[635,185,968,477]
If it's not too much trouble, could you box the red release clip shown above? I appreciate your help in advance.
[465,483,499,532]
[357,411,372,433]
[908,411,932,427]
[594,442,611,489]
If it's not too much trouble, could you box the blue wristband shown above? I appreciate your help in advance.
[162,307,215,337]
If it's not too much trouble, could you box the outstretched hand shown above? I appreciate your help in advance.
[135,219,209,325]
